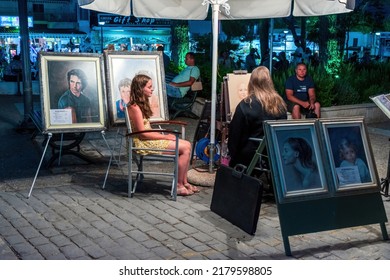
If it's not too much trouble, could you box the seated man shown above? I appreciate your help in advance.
[166,52,200,99]
[285,62,321,119]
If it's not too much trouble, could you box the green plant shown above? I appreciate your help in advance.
[187,55,390,106]
[309,66,335,107]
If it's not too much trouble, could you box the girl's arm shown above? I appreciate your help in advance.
[127,104,176,141]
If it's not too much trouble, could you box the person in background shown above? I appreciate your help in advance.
[245,48,260,73]
[291,39,304,65]
[228,66,287,167]
[285,62,321,119]
[157,45,170,74]
[302,47,312,64]
[3,54,22,82]
[274,51,289,72]
[116,77,132,119]
[58,68,92,123]
[127,74,199,196]
[166,52,200,98]
[348,51,358,64]
[218,50,233,69]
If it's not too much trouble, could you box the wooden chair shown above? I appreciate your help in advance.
[124,108,186,200]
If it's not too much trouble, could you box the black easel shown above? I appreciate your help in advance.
[380,138,390,197]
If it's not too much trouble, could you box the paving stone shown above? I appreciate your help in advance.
[60,244,87,259]
[127,229,149,242]
[4,233,26,246]
[50,235,73,248]
[145,229,171,242]
[110,220,135,233]
[11,242,39,256]
[29,236,50,247]
[80,227,105,239]
[69,233,94,248]
[40,227,61,238]
[83,244,107,259]
[17,226,42,239]
[166,230,187,240]
[9,217,30,228]
[174,222,198,235]
[0,237,18,260]
[36,243,62,257]
[100,226,127,240]
[151,246,179,259]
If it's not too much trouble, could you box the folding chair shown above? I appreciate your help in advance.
[246,137,273,193]
[124,108,186,200]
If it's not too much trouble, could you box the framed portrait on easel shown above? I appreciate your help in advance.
[104,51,167,126]
[39,52,107,133]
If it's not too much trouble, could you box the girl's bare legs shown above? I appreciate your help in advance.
[167,138,192,195]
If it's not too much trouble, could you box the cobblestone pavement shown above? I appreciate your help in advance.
[0,95,389,260]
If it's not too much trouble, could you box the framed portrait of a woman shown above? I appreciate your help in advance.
[264,119,329,203]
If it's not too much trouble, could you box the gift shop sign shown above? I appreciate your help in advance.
[98,14,171,27]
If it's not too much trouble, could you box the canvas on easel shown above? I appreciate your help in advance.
[225,72,251,120]
[370,93,390,119]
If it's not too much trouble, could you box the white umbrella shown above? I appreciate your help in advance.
[78,0,355,171]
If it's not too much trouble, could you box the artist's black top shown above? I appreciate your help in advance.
[228,96,287,168]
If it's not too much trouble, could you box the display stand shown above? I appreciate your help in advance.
[27,133,53,198]
[370,93,390,196]
[262,119,389,256]
[277,193,388,256]
[380,138,390,197]
[101,128,127,190]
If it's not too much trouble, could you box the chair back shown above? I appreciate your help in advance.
[124,106,132,134]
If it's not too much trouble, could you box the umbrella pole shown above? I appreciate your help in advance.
[208,2,220,173]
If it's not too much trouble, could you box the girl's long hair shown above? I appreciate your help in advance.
[130,74,153,119]
[245,66,287,116]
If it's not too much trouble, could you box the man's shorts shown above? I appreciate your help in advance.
[287,100,310,115]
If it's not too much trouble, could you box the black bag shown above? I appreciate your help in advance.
[210,164,263,235]
[306,110,317,119]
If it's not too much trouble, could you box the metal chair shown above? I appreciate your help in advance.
[124,108,186,200]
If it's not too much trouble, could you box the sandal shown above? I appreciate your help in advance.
[184,183,200,193]
[177,187,193,196]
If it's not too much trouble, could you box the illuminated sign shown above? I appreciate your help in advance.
[98,14,170,26]
[0,16,33,27]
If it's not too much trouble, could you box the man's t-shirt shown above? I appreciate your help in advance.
[285,75,315,102]
[172,66,200,97]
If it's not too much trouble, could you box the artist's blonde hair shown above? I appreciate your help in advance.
[245,66,287,116]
